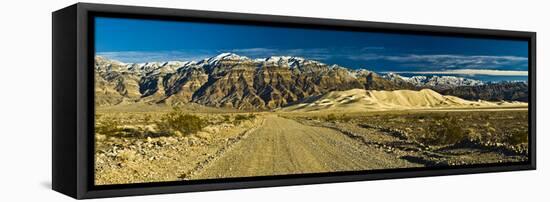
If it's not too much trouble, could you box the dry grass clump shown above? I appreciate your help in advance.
[323,113,352,122]
[420,116,467,145]
[95,109,261,139]
[504,130,529,145]
[156,107,206,136]
[95,115,121,135]
[232,114,256,125]
[325,114,337,122]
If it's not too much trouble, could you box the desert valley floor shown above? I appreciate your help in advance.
[94,104,529,185]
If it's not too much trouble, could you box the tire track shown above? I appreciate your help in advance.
[179,118,266,180]
[190,115,418,179]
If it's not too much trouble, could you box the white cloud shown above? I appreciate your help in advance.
[360,46,385,51]
[349,54,528,69]
[97,50,529,75]
[227,48,331,60]
[98,48,336,63]
[226,48,278,56]
[383,69,528,76]
[96,50,214,63]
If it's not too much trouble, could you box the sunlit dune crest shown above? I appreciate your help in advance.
[283,88,527,112]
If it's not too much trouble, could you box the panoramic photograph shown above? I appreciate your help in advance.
[93,17,529,185]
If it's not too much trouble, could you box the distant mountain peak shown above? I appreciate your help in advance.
[95,56,125,66]
[206,52,250,65]
[402,75,484,89]
[382,72,404,80]
[264,56,305,61]
[262,56,308,68]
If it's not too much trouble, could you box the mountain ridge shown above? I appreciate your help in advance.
[95,53,528,110]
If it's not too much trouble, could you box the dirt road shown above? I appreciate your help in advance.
[190,115,419,179]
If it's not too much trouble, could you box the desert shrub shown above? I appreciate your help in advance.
[411,114,426,120]
[96,116,121,135]
[234,114,248,122]
[421,117,467,145]
[157,108,206,135]
[142,114,152,124]
[325,114,337,122]
[504,130,528,145]
[222,115,231,123]
[323,113,351,122]
[233,114,256,125]
[340,114,352,122]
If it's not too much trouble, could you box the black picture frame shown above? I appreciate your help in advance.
[52,3,536,199]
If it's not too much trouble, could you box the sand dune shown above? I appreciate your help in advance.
[283,88,527,112]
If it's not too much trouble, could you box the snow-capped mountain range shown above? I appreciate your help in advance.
[96,53,489,87]
[95,53,528,109]
[382,73,485,90]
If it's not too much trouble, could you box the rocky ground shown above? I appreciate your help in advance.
[95,108,528,185]
[286,109,529,166]
[94,111,263,185]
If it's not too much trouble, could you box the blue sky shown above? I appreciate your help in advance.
[95,17,528,79]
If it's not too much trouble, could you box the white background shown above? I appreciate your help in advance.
[0,0,547,201]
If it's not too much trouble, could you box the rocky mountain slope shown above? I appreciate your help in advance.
[440,82,529,102]
[95,53,528,110]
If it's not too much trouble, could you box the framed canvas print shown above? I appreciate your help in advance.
[52,3,536,199]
